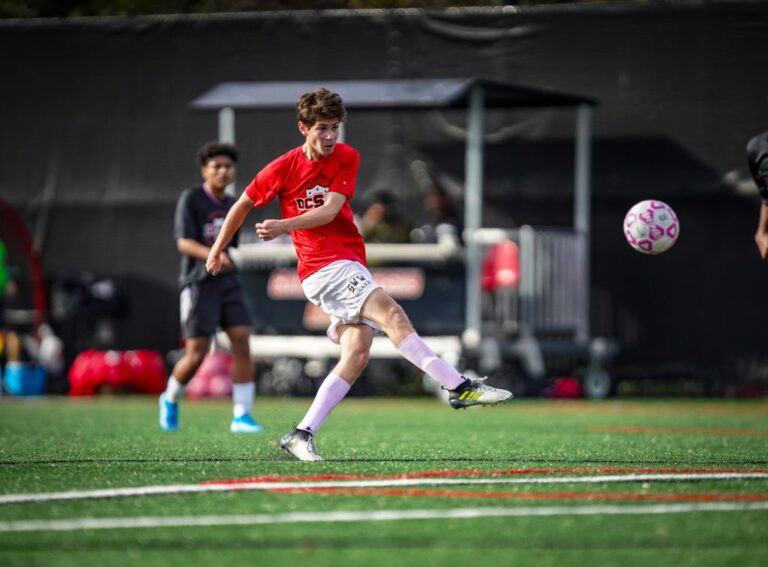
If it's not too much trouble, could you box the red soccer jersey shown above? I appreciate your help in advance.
[245,143,367,280]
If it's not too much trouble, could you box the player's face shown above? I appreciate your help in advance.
[300,118,340,159]
[200,155,235,193]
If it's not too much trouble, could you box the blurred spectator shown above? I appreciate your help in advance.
[1,323,65,396]
[0,239,18,329]
[359,190,413,244]
[37,323,65,379]
[410,184,463,245]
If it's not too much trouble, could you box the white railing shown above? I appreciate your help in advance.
[231,239,463,268]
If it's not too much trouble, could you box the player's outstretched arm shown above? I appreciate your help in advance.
[179,238,233,271]
[755,203,768,261]
[207,192,254,275]
[256,192,346,241]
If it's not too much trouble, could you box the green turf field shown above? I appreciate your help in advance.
[0,396,767,566]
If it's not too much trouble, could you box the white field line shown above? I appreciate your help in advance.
[1,502,768,533]
[1,472,767,505]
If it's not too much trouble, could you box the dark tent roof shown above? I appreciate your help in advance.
[190,78,597,111]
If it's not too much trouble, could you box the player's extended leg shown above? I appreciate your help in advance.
[360,288,512,409]
[225,324,263,433]
[160,336,210,431]
[281,323,374,461]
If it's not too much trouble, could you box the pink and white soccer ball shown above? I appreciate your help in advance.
[623,200,679,255]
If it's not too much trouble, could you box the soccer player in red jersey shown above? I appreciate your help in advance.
[207,88,511,461]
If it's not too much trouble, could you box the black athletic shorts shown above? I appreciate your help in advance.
[179,272,252,339]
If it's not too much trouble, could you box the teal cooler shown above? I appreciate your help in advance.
[3,362,47,395]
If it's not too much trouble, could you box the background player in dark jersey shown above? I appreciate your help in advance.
[160,141,263,433]
[748,131,768,259]
[207,89,511,461]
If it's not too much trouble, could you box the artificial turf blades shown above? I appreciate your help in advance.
[0,396,767,566]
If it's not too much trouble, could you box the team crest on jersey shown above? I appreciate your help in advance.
[203,216,225,245]
[295,184,329,210]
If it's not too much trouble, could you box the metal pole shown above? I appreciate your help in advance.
[218,107,236,144]
[463,85,485,349]
[519,225,535,330]
[219,107,236,196]
[574,104,592,341]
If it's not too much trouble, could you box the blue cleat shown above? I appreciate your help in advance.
[159,393,179,431]
[230,413,265,433]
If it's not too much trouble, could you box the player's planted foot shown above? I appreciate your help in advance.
[448,376,513,409]
[159,393,179,431]
[280,427,322,461]
[230,413,265,433]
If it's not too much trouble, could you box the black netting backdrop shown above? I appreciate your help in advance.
[1,3,767,382]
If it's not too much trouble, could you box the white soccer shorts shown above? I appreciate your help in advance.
[301,260,382,344]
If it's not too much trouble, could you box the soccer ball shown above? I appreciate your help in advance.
[623,200,679,255]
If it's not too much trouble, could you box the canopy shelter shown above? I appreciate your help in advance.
[191,78,595,111]
[190,78,597,345]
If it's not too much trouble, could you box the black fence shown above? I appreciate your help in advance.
[2,2,768,390]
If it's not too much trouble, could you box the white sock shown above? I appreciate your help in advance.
[297,373,351,435]
[232,382,255,418]
[164,376,186,403]
[397,332,466,390]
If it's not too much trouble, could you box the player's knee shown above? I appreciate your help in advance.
[353,349,370,372]
[344,347,370,374]
[230,335,250,358]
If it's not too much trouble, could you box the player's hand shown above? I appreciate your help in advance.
[755,230,768,260]
[206,249,223,275]
[256,219,284,241]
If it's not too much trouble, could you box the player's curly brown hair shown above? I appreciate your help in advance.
[296,88,347,127]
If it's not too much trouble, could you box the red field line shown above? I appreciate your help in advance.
[202,467,768,486]
[509,401,768,417]
[587,425,768,436]
[269,487,768,503]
